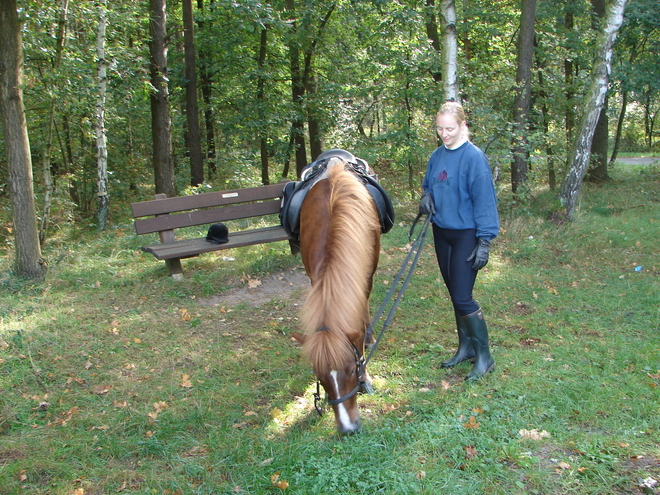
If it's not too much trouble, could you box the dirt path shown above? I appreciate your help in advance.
[198,268,310,308]
[615,156,659,166]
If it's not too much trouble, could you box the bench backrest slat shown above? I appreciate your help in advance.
[131,183,286,218]
[134,199,282,235]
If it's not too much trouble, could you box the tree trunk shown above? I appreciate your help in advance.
[0,0,46,280]
[559,0,627,221]
[424,0,442,83]
[440,0,459,101]
[95,0,109,231]
[196,0,216,179]
[183,0,204,186]
[39,0,69,246]
[149,0,176,197]
[257,25,270,185]
[510,0,536,194]
[536,54,556,190]
[286,0,307,178]
[587,0,609,182]
[307,74,323,161]
[564,8,576,146]
[609,89,627,166]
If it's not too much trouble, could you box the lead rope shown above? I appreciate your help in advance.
[313,215,431,416]
[364,214,431,367]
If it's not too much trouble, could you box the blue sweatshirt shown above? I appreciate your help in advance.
[422,141,499,240]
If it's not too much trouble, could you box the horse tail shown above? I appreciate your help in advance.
[301,164,380,374]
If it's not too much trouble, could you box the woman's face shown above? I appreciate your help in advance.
[436,113,465,149]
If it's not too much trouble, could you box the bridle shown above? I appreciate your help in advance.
[313,341,366,416]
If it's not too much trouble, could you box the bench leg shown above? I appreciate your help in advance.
[166,258,184,280]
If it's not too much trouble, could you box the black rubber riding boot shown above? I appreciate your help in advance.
[441,309,476,368]
[463,309,495,381]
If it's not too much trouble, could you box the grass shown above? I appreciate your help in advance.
[1,163,659,494]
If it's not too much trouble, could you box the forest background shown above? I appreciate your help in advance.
[0,0,659,269]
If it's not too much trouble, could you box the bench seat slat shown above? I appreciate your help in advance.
[131,183,286,217]
[134,200,282,235]
[141,225,291,260]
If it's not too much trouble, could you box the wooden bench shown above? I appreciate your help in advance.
[132,183,291,279]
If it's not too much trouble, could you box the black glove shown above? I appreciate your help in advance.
[467,238,490,271]
[419,191,435,216]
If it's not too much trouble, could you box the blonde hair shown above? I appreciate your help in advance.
[437,101,470,140]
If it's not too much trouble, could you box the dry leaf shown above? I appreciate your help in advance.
[113,400,128,408]
[133,337,142,344]
[465,445,478,460]
[556,461,571,470]
[19,469,27,481]
[180,309,191,321]
[84,360,93,370]
[270,472,289,490]
[518,428,551,440]
[270,407,282,419]
[463,416,481,429]
[441,380,451,390]
[180,373,193,388]
[73,488,84,495]
[92,385,113,395]
[415,470,426,480]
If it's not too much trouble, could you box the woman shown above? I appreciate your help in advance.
[419,101,499,380]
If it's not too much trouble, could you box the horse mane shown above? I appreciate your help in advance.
[301,161,380,375]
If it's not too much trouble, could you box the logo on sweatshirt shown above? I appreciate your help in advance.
[437,170,451,187]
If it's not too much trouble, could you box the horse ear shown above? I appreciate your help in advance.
[291,331,307,344]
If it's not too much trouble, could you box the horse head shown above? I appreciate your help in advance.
[292,330,366,434]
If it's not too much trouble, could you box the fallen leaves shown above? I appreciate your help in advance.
[241,273,262,289]
[270,471,289,490]
[47,406,79,427]
[147,401,168,420]
[180,373,193,388]
[462,416,481,429]
[518,428,551,440]
[91,385,113,395]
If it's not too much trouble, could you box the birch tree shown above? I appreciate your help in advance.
[440,0,458,101]
[559,0,627,221]
[95,0,109,230]
[0,0,46,280]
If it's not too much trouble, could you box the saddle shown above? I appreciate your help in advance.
[280,149,395,251]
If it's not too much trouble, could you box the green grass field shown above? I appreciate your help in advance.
[1,162,659,494]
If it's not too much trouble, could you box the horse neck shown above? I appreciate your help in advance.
[301,165,380,365]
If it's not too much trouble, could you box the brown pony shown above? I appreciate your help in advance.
[292,157,381,434]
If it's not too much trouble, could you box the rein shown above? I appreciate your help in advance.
[313,214,431,415]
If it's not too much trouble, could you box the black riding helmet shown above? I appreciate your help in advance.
[206,223,229,244]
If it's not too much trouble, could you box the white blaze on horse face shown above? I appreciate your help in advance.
[329,370,354,431]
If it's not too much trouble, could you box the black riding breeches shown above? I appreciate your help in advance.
[431,225,480,316]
